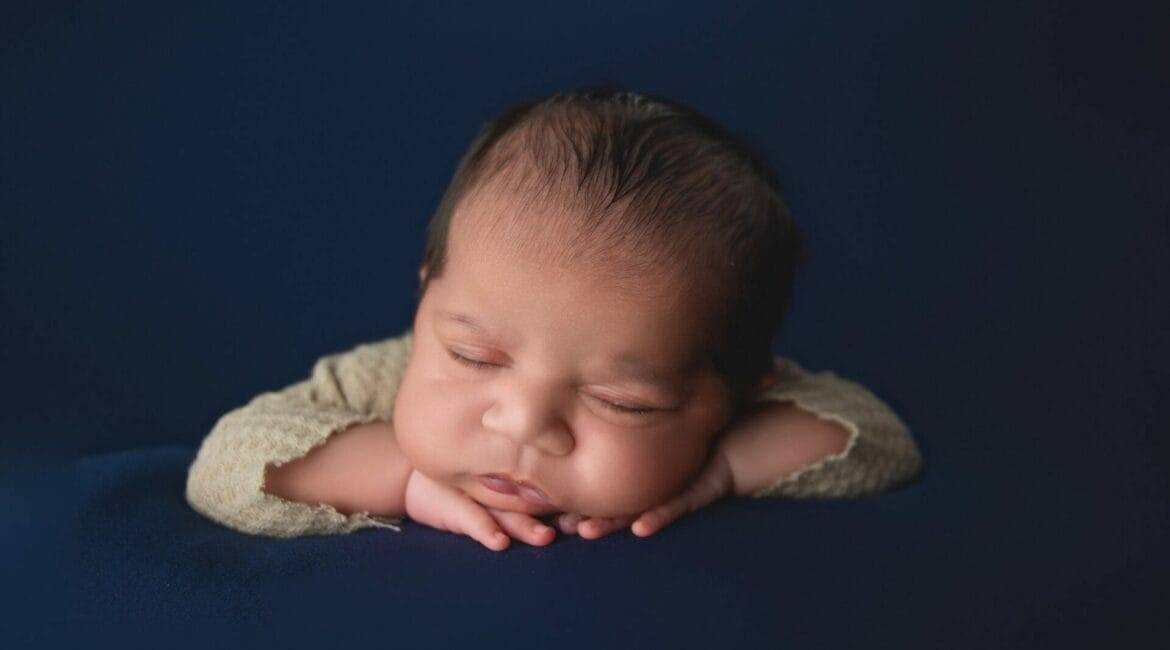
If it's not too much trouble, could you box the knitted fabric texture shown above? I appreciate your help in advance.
[185,331,922,538]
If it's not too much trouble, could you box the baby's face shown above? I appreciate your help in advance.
[392,204,737,518]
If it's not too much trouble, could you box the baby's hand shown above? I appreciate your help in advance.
[553,512,638,539]
[403,469,556,551]
[556,447,734,540]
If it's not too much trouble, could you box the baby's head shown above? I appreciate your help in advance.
[393,87,807,518]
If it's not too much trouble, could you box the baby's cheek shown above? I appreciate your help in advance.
[576,441,707,516]
[392,375,443,472]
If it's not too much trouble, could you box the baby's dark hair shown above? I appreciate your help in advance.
[416,85,808,413]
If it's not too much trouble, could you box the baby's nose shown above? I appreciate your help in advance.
[481,395,574,455]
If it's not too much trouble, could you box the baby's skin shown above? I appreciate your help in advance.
[400,397,846,551]
[265,189,850,550]
[388,190,849,550]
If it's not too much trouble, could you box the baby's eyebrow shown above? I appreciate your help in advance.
[439,310,491,335]
[609,354,684,390]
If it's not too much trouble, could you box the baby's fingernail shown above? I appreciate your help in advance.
[533,524,549,534]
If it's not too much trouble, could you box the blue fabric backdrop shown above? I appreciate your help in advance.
[2,1,1167,647]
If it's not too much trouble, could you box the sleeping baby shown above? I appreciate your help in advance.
[185,86,923,550]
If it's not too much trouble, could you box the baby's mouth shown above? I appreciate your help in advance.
[478,474,551,506]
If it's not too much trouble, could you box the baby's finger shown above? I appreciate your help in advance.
[489,509,556,546]
[557,512,584,535]
[632,491,705,537]
[632,507,672,537]
[579,515,636,540]
[404,470,509,551]
[444,500,511,551]
[633,455,732,537]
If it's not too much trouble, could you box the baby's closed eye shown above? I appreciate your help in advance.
[447,348,666,416]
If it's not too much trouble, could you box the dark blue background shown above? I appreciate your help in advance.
[2,1,1167,648]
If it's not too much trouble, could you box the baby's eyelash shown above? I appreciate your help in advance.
[597,399,655,415]
[447,349,498,370]
[447,349,657,415]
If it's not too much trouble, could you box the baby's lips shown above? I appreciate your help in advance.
[517,484,550,506]
[479,474,520,494]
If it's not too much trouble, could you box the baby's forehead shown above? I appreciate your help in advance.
[448,183,732,317]
[453,189,679,278]
[452,225,683,306]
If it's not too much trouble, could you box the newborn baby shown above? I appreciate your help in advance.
[186,86,923,550]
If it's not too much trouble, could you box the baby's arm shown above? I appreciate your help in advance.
[187,332,554,548]
[742,358,923,499]
[717,400,852,496]
[265,429,554,550]
[572,358,923,538]
[571,402,847,539]
[261,419,412,518]
[186,337,414,537]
